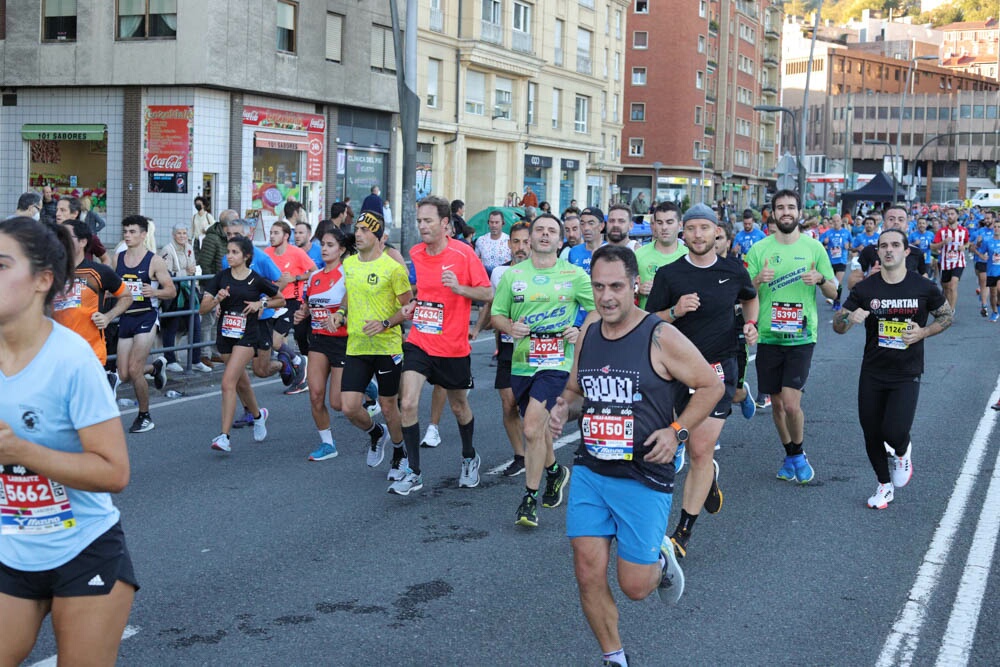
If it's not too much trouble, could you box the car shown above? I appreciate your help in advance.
[942,199,964,208]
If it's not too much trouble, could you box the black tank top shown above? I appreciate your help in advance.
[574,313,679,493]
[116,250,155,314]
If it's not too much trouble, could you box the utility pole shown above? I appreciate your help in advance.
[800,1,823,201]
[389,0,419,254]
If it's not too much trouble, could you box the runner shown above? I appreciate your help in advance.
[908,218,935,278]
[490,214,595,527]
[0,217,137,666]
[849,204,927,289]
[635,201,688,309]
[645,204,758,558]
[715,222,758,419]
[558,213,582,260]
[852,216,879,257]
[198,235,284,453]
[295,219,324,269]
[819,213,852,309]
[731,209,766,261]
[604,204,637,250]
[264,217,315,395]
[294,226,354,460]
[548,245,723,667]
[744,190,838,483]
[833,228,953,508]
[568,207,606,274]
[974,221,1000,321]
[972,211,994,317]
[114,215,176,434]
[931,206,970,317]
[389,196,492,496]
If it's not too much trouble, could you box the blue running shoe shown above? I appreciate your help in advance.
[832,299,842,312]
[990,311,999,323]
[777,456,797,481]
[308,442,339,461]
[739,382,756,420]
[792,453,814,484]
[365,379,379,403]
[232,408,254,429]
[674,442,686,474]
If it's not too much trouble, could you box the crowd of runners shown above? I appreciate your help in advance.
[6,186,996,665]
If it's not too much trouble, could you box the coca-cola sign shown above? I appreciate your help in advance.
[242,105,325,133]
[147,154,185,170]
[145,105,192,172]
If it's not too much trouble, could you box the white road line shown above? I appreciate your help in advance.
[876,373,1000,667]
[30,626,140,667]
[119,378,282,417]
[487,430,580,475]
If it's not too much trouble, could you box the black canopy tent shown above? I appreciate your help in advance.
[839,172,908,214]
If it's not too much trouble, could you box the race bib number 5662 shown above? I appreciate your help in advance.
[0,466,75,535]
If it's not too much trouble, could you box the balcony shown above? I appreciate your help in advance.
[430,8,443,32]
[709,20,719,35]
[577,53,592,75]
[763,51,779,66]
[764,23,779,40]
[512,30,532,54]
[762,83,777,94]
[761,114,775,125]
[761,140,775,152]
[481,20,502,45]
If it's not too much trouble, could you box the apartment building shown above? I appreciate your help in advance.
[417,0,625,215]
[939,18,999,81]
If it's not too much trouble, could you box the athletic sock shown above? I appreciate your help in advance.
[546,462,561,477]
[319,428,333,445]
[366,421,383,442]
[525,486,539,499]
[458,417,475,458]
[602,649,628,666]
[676,510,698,534]
[402,424,421,474]
[391,444,405,463]
[784,441,804,457]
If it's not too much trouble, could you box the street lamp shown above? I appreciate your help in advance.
[897,55,937,200]
[652,160,663,203]
[864,138,899,203]
[754,104,805,196]
[696,149,711,204]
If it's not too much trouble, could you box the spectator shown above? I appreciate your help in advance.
[451,199,472,242]
[539,201,551,214]
[631,192,650,216]
[159,223,211,373]
[474,210,511,277]
[361,185,384,214]
[80,194,106,234]
[191,195,215,249]
[521,185,538,208]
[40,185,58,222]
[13,191,42,219]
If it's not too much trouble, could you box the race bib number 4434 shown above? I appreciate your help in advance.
[1,466,75,535]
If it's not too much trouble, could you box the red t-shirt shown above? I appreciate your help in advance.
[408,238,490,357]
[303,266,347,338]
[264,244,317,301]
[933,225,969,271]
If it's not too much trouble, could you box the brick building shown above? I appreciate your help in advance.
[939,18,999,81]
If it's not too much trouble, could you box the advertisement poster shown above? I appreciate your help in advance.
[144,106,193,172]
[148,171,188,193]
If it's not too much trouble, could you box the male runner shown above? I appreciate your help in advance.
[558,213,582,260]
[731,209,765,261]
[931,206,970,317]
[645,204,758,558]
[264,218,316,393]
[115,215,176,433]
[819,213,852,309]
[852,216,879,256]
[635,201,688,309]
[604,204,636,250]
[568,207,606,274]
[834,228,952,508]
[390,196,492,496]
[549,245,724,667]
[849,204,927,289]
[491,214,595,527]
[972,211,995,317]
[744,190,838,482]
[908,218,935,278]
[975,221,1000,321]
[295,219,324,269]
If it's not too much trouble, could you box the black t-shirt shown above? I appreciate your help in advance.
[843,271,946,379]
[859,243,926,276]
[204,268,279,330]
[645,255,757,362]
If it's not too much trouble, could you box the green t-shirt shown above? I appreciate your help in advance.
[492,259,595,376]
[744,234,835,346]
[342,252,411,356]
[635,242,688,309]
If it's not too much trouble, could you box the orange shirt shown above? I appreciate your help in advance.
[264,244,317,301]
[52,259,127,364]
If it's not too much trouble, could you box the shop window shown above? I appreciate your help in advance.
[117,0,177,40]
[325,12,343,62]
[371,24,397,73]
[43,0,77,41]
[276,1,296,53]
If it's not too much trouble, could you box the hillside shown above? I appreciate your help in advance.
[782,0,996,26]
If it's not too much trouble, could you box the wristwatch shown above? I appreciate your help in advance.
[381,319,391,329]
[669,421,689,443]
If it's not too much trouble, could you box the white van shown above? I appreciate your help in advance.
[971,189,1000,208]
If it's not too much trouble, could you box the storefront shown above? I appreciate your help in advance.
[336,149,388,206]
[334,108,392,207]
[524,154,551,204]
[24,124,108,210]
[559,159,579,214]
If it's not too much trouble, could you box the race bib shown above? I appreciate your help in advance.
[878,319,909,350]
[992,252,1000,265]
[830,246,842,259]
[692,362,726,394]
[221,312,247,338]
[125,279,144,301]
[310,306,332,332]
[54,281,83,311]
[582,411,635,461]
[528,333,565,367]
[0,466,75,535]
[771,302,804,334]
[946,250,959,262]
[413,300,444,335]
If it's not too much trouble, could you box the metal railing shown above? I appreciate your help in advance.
[481,20,502,44]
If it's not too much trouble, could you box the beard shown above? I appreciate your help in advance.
[607,228,627,243]
[776,218,799,234]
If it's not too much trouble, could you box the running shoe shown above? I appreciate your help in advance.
[459,453,481,488]
[232,408,254,429]
[277,350,294,386]
[991,312,1000,323]
[211,433,231,452]
[515,494,538,527]
[192,361,213,373]
[166,361,184,373]
[106,370,120,395]
[364,379,379,403]
[387,471,423,496]
[674,442,686,474]
[501,455,526,477]
[308,442,338,461]
[714,440,721,451]
[657,534,685,604]
[367,425,389,468]
[670,527,690,560]
[704,459,723,514]
[981,305,989,318]
[284,379,309,395]
[791,453,814,484]
[739,382,756,420]
[777,456,797,481]
[825,297,834,305]
[890,442,913,488]
[387,456,409,481]
[867,483,894,510]
[129,414,154,433]
[832,299,842,312]
[992,398,1000,411]
[420,424,441,448]
[542,465,570,508]
[365,399,382,418]
[252,407,269,442]
[757,395,772,410]
[284,358,307,393]
[151,356,168,390]
[602,654,631,667]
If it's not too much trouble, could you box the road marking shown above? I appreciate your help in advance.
[876,373,1000,667]
[488,430,580,475]
[30,626,140,667]
[119,378,282,417]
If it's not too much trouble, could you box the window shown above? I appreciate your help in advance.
[552,88,562,129]
[370,25,396,73]
[512,1,531,51]
[630,103,645,121]
[429,0,443,32]
[635,0,648,13]
[325,12,343,62]
[695,106,702,125]
[275,0,296,52]
[43,0,77,41]
[465,71,486,115]
[613,93,619,122]
[554,19,564,66]
[574,95,589,133]
[914,107,924,120]
[527,82,537,125]
[601,91,608,120]
[612,135,618,159]
[633,31,648,49]
[699,0,707,18]
[117,0,177,39]
[987,105,998,119]
[698,35,705,54]
[629,138,644,156]
[494,76,513,119]
[603,48,609,77]
[632,67,647,85]
[696,71,704,89]
[614,52,621,81]
[426,58,441,108]
[926,107,937,120]
[960,105,971,119]
[577,28,592,75]
[482,0,500,24]
[615,10,622,38]
[693,141,702,159]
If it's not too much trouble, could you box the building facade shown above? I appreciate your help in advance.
[939,18,999,81]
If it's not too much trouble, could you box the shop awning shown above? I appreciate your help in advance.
[21,124,106,141]
[255,132,309,151]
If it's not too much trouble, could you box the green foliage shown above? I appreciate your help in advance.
[783,0,994,24]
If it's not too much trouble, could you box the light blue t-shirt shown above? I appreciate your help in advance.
[222,251,281,319]
[0,322,121,571]
[853,231,879,250]
[308,239,324,269]
[733,228,766,257]
[568,243,597,274]
[909,230,935,265]
[978,236,1000,277]
[819,228,852,265]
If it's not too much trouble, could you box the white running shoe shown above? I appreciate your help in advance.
[421,424,441,448]
[166,362,184,373]
[388,471,423,496]
[891,443,912,488]
[192,361,213,373]
[459,453,481,488]
[253,408,269,442]
[211,433,231,452]
[367,425,389,467]
[387,457,409,481]
[867,483,894,510]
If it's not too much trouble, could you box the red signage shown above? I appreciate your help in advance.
[242,105,325,132]
[307,132,324,181]
[144,106,193,172]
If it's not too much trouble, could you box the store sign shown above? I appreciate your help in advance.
[524,154,552,168]
[144,106,193,172]
[242,105,325,133]
[561,159,580,171]
[254,131,324,182]
[22,124,106,141]
[307,133,324,181]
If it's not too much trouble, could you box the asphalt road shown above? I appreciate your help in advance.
[23,285,1000,667]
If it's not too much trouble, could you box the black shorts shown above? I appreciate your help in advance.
[0,522,139,599]
[273,299,302,336]
[495,358,512,390]
[831,263,847,273]
[510,370,569,416]
[401,342,473,390]
[256,318,274,352]
[117,310,157,339]
[309,334,347,367]
[216,317,261,354]
[940,267,964,282]
[975,261,987,274]
[755,343,815,395]
[737,342,749,386]
[675,357,738,420]
[987,275,999,288]
[342,353,402,395]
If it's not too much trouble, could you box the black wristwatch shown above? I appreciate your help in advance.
[817,276,827,286]
[669,421,689,443]
[381,319,391,329]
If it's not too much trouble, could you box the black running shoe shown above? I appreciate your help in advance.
[542,465,570,508]
[515,494,538,527]
[670,527,690,559]
[129,414,154,433]
[151,356,167,390]
[704,460,723,515]
[501,456,526,477]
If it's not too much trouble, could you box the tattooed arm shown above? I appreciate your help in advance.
[901,302,953,345]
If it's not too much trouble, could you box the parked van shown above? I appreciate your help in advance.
[971,189,1000,208]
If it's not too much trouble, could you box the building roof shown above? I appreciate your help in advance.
[939,18,998,32]
[941,54,999,67]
